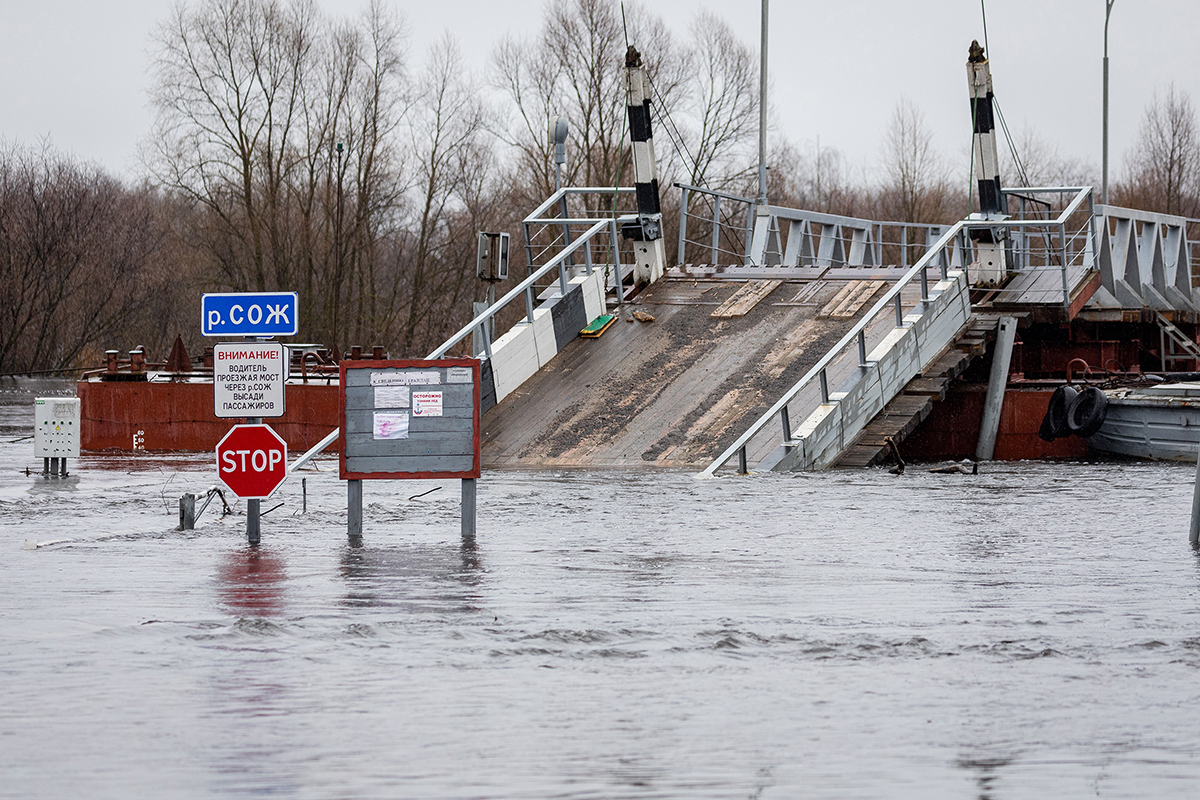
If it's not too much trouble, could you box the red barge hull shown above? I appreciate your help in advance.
[79,379,339,454]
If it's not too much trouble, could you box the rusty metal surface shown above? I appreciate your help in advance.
[79,379,339,453]
[901,385,1089,461]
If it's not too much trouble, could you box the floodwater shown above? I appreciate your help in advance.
[3,378,1200,799]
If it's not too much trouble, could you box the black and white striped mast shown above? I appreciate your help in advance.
[623,46,666,285]
[967,40,1008,287]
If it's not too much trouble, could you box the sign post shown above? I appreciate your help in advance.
[339,359,482,543]
[204,291,296,545]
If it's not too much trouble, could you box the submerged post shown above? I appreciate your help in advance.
[348,479,363,541]
[246,415,262,545]
[1192,450,1200,546]
[462,478,477,541]
[179,492,196,531]
[976,316,1018,460]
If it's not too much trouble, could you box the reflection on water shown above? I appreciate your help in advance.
[216,549,287,616]
[3,379,1200,797]
[339,539,483,612]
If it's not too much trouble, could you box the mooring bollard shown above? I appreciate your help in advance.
[179,493,196,531]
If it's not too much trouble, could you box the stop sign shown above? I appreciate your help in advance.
[215,424,288,499]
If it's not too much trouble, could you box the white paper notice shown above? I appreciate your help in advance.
[446,367,472,384]
[373,412,410,439]
[371,371,440,386]
[374,386,410,408]
[411,391,443,417]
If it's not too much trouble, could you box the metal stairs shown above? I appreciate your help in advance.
[1155,311,1200,371]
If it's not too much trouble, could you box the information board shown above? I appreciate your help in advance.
[213,342,286,418]
[339,359,481,480]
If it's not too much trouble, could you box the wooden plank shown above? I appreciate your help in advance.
[710,280,782,318]
[819,280,884,319]
[902,378,948,399]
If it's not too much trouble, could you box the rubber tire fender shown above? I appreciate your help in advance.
[1067,386,1108,438]
[1039,385,1078,442]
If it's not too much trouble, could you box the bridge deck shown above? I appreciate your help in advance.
[481,276,910,469]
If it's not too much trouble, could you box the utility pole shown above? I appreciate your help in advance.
[1102,1,1115,206]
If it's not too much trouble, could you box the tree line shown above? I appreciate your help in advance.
[1,0,1196,373]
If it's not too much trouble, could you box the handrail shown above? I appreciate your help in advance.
[525,186,636,223]
[673,182,754,204]
[428,216,629,359]
[698,220,968,478]
[290,428,339,473]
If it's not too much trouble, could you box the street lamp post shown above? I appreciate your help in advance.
[756,0,769,207]
[1102,1,1115,206]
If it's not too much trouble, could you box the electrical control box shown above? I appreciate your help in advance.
[34,397,81,458]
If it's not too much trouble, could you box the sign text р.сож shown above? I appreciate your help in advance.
[202,292,299,337]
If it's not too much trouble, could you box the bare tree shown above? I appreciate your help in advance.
[397,35,494,353]
[880,98,951,223]
[0,144,163,373]
[677,11,757,192]
[1116,84,1200,217]
[491,0,684,207]
[147,0,410,346]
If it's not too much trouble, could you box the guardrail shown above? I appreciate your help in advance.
[675,182,965,269]
[429,214,634,360]
[698,221,967,478]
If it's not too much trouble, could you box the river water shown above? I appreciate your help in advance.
[3,378,1200,798]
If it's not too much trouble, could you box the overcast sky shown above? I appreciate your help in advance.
[1,0,1195,186]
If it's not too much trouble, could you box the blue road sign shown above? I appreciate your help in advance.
[202,292,299,337]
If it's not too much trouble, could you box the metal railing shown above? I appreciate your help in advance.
[675,182,968,269]
[523,187,639,291]
[699,186,1102,477]
[676,183,756,264]
[429,214,634,360]
[698,221,967,478]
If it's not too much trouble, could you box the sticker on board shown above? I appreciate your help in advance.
[374,386,410,408]
[372,371,439,386]
[373,412,410,440]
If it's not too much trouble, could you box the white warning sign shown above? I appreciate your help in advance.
[213,342,287,419]
[411,391,443,417]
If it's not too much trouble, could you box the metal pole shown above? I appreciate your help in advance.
[1102,1,1114,206]
[461,478,477,541]
[677,186,689,263]
[756,0,769,207]
[711,196,722,263]
[348,478,362,541]
[247,414,261,545]
[1191,446,1200,545]
[975,316,1018,461]
[301,477,307,514]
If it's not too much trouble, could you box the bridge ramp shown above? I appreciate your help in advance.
[480,277,893,468]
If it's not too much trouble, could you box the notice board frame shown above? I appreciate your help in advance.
[338,358,481,481]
